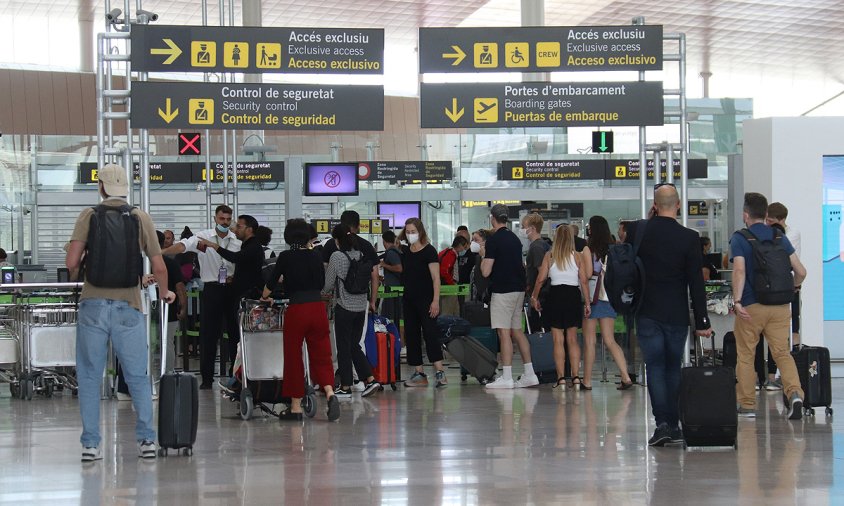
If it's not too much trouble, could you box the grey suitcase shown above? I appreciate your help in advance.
[446,335,497,384]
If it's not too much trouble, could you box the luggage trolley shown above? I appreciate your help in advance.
[4,282,82,400]
[0,294,19,394]
[233,299,318,420]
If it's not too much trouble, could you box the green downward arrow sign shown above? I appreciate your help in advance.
[599,131,608,152]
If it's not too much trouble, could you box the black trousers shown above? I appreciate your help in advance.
[199,283,239,384]
[755,338,777,384]
[334,306,372,387]
[403,298,444,366]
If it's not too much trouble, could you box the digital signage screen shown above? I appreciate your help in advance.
[823,155,844,320]
[304,163,359,196]
[378,202,421,230]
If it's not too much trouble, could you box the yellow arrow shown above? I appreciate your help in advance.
[158,98,179,123]
[445,98,464,123]
[150,38,182,65]
[442,45,466,66]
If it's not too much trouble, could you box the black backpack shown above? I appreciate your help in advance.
[738,228,794,305]
[341,251,372,295]
[604,220,647,315]
[85,204,143,288]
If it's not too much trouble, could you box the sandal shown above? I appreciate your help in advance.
[617,380,634,391]
[572,376,582,391]
[581,382,593,391]
[553,377,567,389]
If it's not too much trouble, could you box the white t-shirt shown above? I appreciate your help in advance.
[179,229,241,282]
[786,225,801,258]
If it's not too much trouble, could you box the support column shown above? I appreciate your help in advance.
[521,0,546,83]
[79,18,95,72]
[285,157,304,221]
[242,0,264,148]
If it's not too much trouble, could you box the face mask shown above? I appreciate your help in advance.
[458,249,467,257]
[216,223,229,234]
[407,233,420,245]
[470,241,481,253]
[519,228,529,237]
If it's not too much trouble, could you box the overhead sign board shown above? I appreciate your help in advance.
[131,25,384,74]
[311,218,389,235]
[500,160,605,180]
[499,158,708,181]
[357,161,453,182]
[419,25,663,73]
[421,81,663,129]
[79,162,194,184]
[191,161,285,182]
[608,158,708,180]
[131,82,384,131]
[79,161,284,184]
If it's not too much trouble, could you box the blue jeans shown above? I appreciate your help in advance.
[637,317,689,427]
[77,298,154,447]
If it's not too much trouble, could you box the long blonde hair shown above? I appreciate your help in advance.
[551,224,576,270]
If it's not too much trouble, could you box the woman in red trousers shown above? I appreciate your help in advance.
[262,218,339,421]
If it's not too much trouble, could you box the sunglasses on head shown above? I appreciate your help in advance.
[654,182,676,190]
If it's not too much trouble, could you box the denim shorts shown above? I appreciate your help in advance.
[589,300,617,320]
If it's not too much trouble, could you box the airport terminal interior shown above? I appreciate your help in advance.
[1,0,844,504]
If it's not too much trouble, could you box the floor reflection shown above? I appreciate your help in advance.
[0,373,839,504]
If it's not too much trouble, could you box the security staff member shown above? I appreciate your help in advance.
[163,205,241,389]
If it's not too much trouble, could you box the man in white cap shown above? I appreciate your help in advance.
[66,164,175,462]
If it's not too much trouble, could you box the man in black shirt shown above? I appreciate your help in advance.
[636,184,711,447]
[200,215,265,301]
[321,211,380,313]
[571,224,588,252]
[481,204,538,389]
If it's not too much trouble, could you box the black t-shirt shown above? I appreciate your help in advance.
[400,243,438,303]
[266,249,325,304]
[525,238,550,291]
[457,251,477,284]
[574,236,587,252]
[163,255,182,322]
[484,227,527,294]
[322,234,379,267]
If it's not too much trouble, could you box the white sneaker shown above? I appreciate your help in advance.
[116,392,131,401]
[514,374,539,388]
[81,446,103,462]
[351,381,365,392]
[485,376,514,389]
[138,440,157,459]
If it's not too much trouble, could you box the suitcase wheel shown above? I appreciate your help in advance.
[302,393,318,418]
[461,374,468,382]
[182,447,193,456]
[391,383,397,391]
[826,407,834,417]
[158,448,168,457]
[240,391,254,420]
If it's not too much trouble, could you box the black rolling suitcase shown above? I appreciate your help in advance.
[157,302,199,456]
[679,333,737,449]
[445,335,498,384]
[791,345,833,417]
[722,331,737,368]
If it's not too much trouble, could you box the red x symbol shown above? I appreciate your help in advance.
[179,133,201,155]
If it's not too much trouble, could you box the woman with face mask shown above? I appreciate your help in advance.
[469,229,491,303]
[399,218,448,388]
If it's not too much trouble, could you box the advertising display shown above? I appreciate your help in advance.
[304,163,359,196]
[823,155,844,320]
[377,202,421,229]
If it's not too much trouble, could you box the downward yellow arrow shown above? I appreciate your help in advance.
[445,98,464,123]
[158,98,179,123]
[442,45,466,66]
[150,38,182,65]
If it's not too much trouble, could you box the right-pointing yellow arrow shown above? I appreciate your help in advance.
[158,98,179,123]
[442,45,466,66]
[445,98,464,123]
[150,38,182,65]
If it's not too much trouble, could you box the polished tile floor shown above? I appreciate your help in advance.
[0,369,840,505]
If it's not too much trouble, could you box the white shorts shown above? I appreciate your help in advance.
[490,292,524,330]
